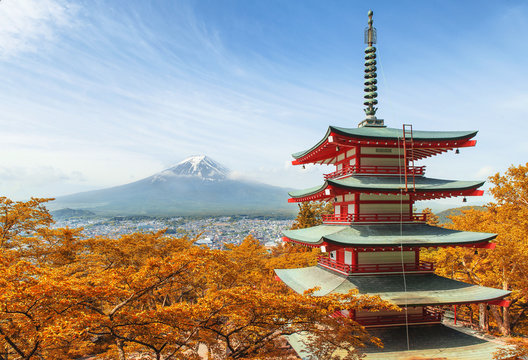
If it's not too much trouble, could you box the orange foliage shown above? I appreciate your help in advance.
[0,197,392,360]
[494,337,528,359]
[424,164,528,337]
[290,201,333,230]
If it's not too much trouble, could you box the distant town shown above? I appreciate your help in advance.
[53,215,294,249]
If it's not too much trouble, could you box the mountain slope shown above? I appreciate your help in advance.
[50,156,294,216]
[436,206,487,224]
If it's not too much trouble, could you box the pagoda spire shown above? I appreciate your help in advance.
[364,10,378,117]
[359,10,384,127]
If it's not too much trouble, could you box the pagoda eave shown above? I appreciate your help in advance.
[288,189,483,203]
[282,224,497,248]
[292,126,478,165]
[288,177,485,203]
[274,267,511,307]
[282,237,497,251]
[282,236,324,247]
[286,324,509,360]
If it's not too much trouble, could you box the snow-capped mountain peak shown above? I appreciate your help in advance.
[152,155,230,182]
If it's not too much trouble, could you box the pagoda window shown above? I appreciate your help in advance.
[344,193,354,202]
[329,250,337,260]
[360,156,402,167]
[358,251,414,265]
[346,148,356,157]
[361,203,405,214]
[360,194,409,201]
[334,205,341,215]
[344,250,353,265]
[337,163,343,170]
[361,147,398,155]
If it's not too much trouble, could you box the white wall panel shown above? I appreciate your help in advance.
[358,251,414,264]
[360,203,403,214]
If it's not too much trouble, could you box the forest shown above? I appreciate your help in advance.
[0,197,390,360]
[0,163,528,359]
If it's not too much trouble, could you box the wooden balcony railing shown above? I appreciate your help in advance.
[324,165,425,179]
[355,308,442,326]
[317,256,434,275]
[321,213,427,224]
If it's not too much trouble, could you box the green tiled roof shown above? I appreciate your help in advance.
[331,126,477,141]
[286,324,508,360]
[282,223,496,247]
[274,266,510,306]
[288,176,484,198]
[288,184,326,198]
[293,126,477,159]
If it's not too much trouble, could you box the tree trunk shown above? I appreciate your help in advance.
[502,305,510,335]
[502,270,511,335]
[116,339,126,360]
[489,268,511,335]
[490,305,509,335]
[479,303,488,332]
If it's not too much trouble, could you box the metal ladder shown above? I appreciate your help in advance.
[402,124,416,192]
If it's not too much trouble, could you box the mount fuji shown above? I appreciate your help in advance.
[151,155,230,182]
[50,155,294,216]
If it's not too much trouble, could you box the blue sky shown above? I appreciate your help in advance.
[1,0,527,210]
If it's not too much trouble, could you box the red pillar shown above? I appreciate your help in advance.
[336,248,344,263]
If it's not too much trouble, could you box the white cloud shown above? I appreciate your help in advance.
[0,165,86,199]
[476,166,495,179]
[0,0,77,57]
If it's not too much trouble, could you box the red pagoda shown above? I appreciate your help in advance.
[276,10,511,359]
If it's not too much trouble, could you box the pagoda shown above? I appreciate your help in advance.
[275,10,511,359]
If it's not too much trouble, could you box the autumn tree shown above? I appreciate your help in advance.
[0,198,93,359]
[0,198,392,359]
[427,164,528,336]
[194,236,393,359]
[267,242,320,270]
[494,337,528,360]
[76,231,210,360]
[282,201,334,260]
[74,234,391,360]
[0,197,53,249]
[421,207,439,226]
[291,201,333,230]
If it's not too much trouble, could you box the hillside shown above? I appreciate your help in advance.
[436,205,487,224]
